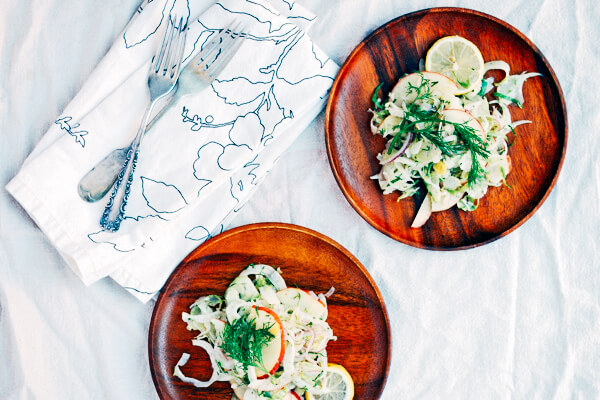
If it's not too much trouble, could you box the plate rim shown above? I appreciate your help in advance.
[324,7,568,250]
[148,222,392,399]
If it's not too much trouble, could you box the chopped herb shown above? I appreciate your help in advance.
[215,360,225,374]
[391,175,404,184]
[426,162,433,177]
[312,370,324,386]
[371,83,385,111]
[219,316,274,373]
[507,124,517,147]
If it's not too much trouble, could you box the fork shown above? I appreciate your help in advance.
[78,20,246,204]
[100,16,187,232]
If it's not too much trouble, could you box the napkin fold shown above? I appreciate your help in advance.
[6,0,338,302]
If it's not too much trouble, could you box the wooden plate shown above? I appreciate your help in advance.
[325,8,567,249]
[149,223,391,399]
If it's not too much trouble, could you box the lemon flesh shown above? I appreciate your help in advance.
[305,364,354,400]
[425,36,485,94]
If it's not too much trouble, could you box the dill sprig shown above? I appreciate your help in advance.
[220,316,274,373]
[382,73,490,187]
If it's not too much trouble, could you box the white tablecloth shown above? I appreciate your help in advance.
[1,0,598,399]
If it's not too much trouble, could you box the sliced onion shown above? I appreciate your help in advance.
[240,264,287,291]
[484,60,511,78]
[324,287,335,298]
[310,335,330,353]
[508,120,532,130]
[303,327,315,358]
[173,341,229,388]
[192,340,231,381]
[282,333,296,375]
[382,131,414,165]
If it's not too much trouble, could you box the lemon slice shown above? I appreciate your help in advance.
[425,36,485,94]
[305,364,354,400]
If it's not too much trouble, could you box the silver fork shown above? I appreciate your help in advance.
[78,21,246,203]
[100,16,187,232]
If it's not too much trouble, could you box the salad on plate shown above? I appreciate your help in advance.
[369,35,540,227]
[174,263,354,400]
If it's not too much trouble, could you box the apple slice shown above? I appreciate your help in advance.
[431,190,464,212]
[284,392,302,400]
[376,115,401,136]
[411,194,432,228]
[249,306,285,378]
[391,71,461,105]
[440,109,486,141]
[277,288,327,319]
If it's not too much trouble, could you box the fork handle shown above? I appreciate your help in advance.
[100,103,153,232]
[77,91,178,203]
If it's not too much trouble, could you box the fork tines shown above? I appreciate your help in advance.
[195,20,246,77]
[153,15,188,78]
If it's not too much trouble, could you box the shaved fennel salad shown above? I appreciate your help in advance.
[174,264,344,400]
[369,38,540,227]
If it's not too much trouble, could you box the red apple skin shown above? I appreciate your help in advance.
[253,306,285,379]
[290,392,302,400]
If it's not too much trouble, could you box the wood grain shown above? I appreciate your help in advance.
[325,8,567,249]
[149,223,391,399]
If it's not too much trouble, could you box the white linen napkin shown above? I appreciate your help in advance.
[6,0,338,302]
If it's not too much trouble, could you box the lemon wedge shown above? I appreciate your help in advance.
[305,364,354,400]
[425,36,485,94]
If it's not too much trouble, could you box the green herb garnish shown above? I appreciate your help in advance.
[220,316,274,373]
[371,83,385,111]
[506,124,518,147]
[494,92,523,108]
[384,73,490,187]
[312,370,324,386]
